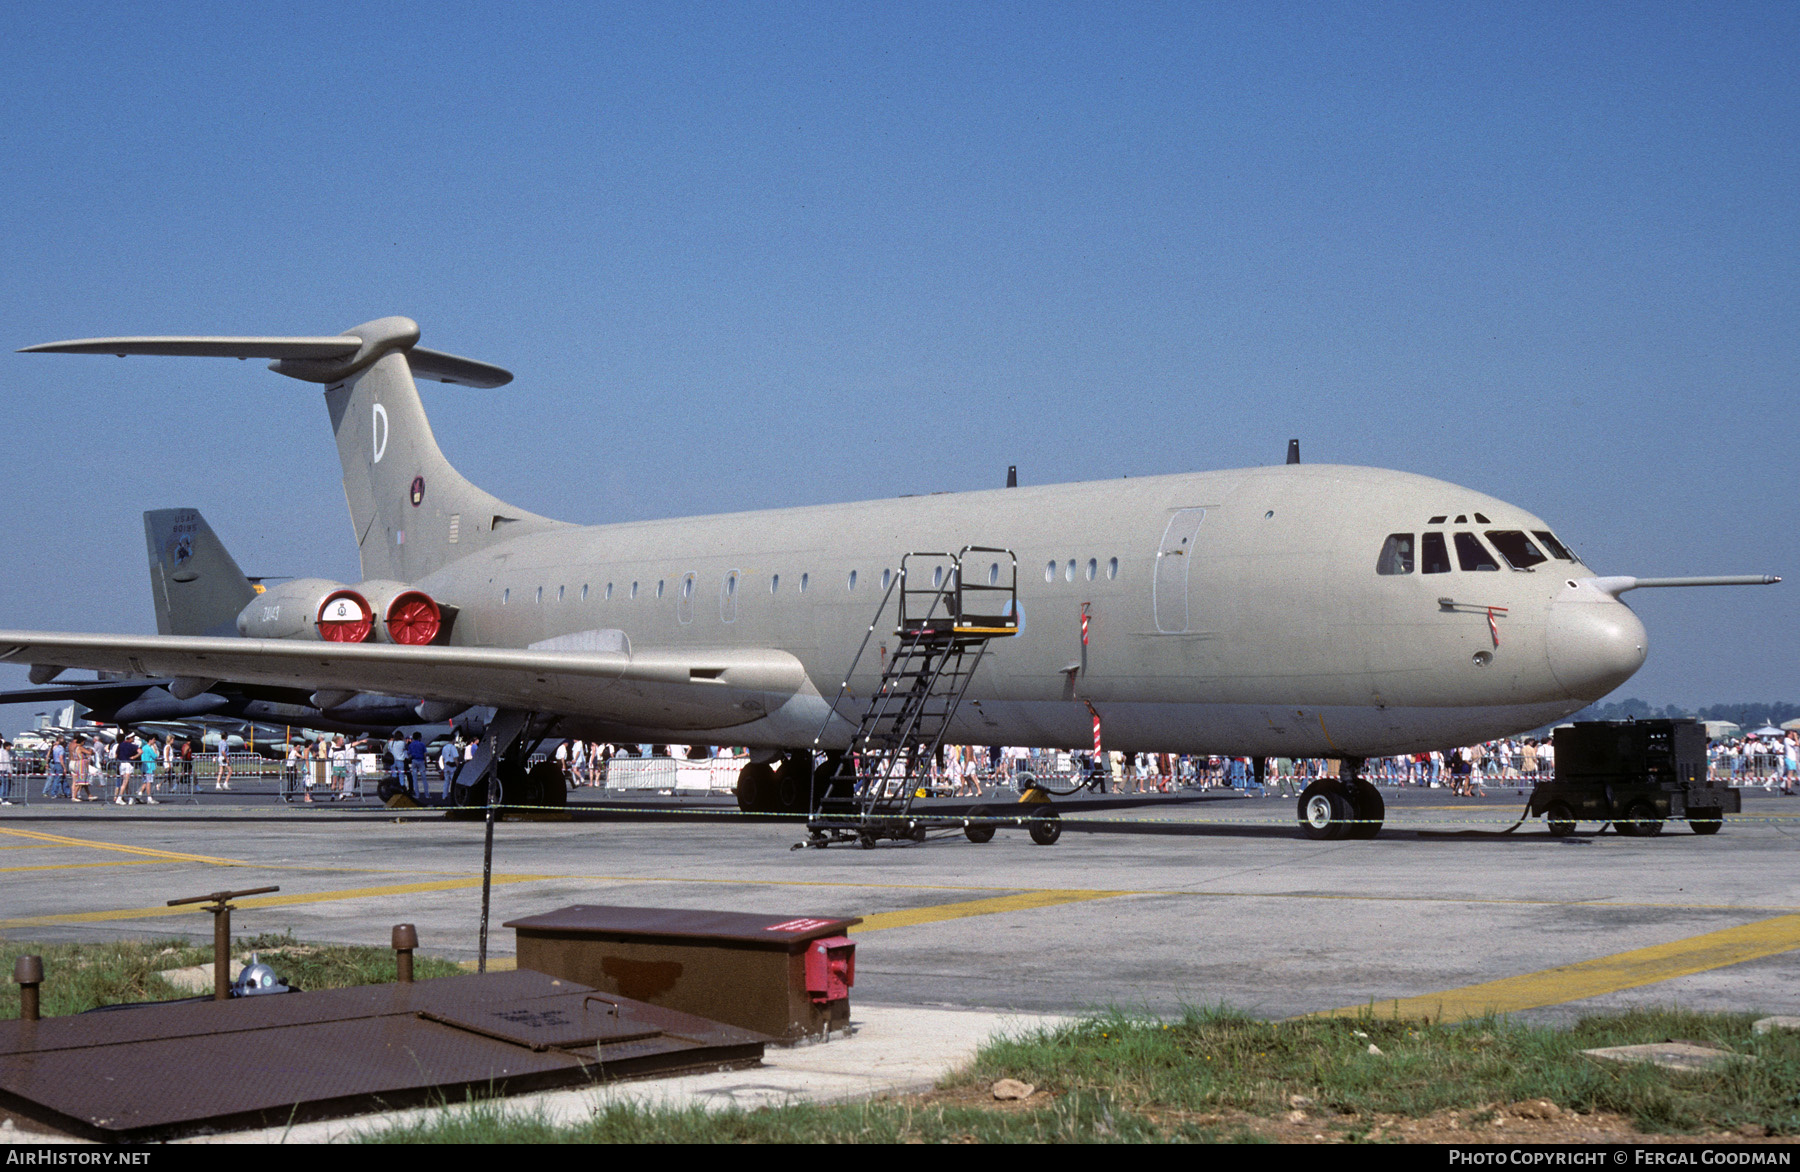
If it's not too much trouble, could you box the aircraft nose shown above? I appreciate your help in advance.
[1545,598,1647,700]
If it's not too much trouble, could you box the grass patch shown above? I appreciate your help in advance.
[366,1094,1239,1144]
[0,932,461,1017]
[953,1007,1799,1138]
[362,1007,1800,1143]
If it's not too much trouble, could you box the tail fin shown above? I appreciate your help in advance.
[143,509,257,636]
[26,316,563,583]
[316,328,561,582]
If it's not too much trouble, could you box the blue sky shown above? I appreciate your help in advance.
[0,1,1793,731]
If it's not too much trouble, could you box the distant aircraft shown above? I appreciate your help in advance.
[4,316,1778,837]
[0,509,461,739]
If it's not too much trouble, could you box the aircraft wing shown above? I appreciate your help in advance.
[0,632,806,732]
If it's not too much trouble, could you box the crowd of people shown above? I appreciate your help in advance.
[3,725,1796,805]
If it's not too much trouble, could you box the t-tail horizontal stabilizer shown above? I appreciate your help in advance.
[19,316,512,388]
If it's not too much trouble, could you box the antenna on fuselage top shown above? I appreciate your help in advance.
[1006,464,1017,488]
[1286,439,1300,465]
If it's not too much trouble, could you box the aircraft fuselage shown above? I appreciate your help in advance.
[412,463,1644,757]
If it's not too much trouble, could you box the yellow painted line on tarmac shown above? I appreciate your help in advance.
[852,889,1128,933]
[0,861,168,875]
[1317,912,1800,1023]
[0,826,250,866]
[0,874,558,931]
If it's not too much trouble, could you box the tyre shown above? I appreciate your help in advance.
[772,754,813,815]
[1688,808,1723,836]
[1618,799,1663,837]
[1545,800,1577,838]
[964,804,996,844]
[1346,779,1385,839]
[735,761,775,813]
[1028,807,1062,846]
[1297,781,1351,841]
[519,760,567,808]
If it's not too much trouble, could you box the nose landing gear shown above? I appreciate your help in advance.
[1296,758,1384,840]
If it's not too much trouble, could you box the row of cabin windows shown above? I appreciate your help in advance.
[499,556,1122,606]
[1376,529,1576,576]
[505,572,814,606]
[1045,557,1120,584]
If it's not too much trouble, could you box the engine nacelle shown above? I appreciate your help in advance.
[233,578,444,645]
[236,578,366,641]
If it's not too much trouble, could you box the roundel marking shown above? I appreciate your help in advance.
[371,402,389,463]
[410,476,424,507]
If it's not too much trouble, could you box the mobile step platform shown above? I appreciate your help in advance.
[804,547,1049,848]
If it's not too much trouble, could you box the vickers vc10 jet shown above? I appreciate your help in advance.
[3,317,1777,838]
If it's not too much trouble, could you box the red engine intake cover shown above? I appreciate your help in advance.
[385,590,442,645]
[317,590,373,643]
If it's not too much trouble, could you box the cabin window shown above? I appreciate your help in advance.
[502,588,510,605]
[1454,532,1500,571]
[1376,534,1415,575]
[657,579,665,598]
[535,586,543,604]
[557,585,565,601]
[1045,560,1056,583]
[682,576,693,599]
[932,565,944,589]
[606,582,614,600]
[630,581,638,599]
[1086,558,1097,581]
[881,568,892,590]
[847,570,857,591]
[1421,533,1452,574]
[988,562,1000,586]
[1065,559,1076,582]
[580,584,588,601]
[1533,530,1577,561]
[800,572,809,592]
[771,574,780,594]
[726,572,737,597]
[1486,530,1548,569]
[1108,557,1119,580]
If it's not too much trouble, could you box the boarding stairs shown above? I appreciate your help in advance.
[805,547,1017,848]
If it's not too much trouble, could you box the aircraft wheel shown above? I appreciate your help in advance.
[1619,800,1663,837]
[736,761,775,813]
[1346,780,1385,839]
[519,760,567,808]
[1028,807,1062,846]
[964,804,996,844]
[1297,781,1352,841]
[772,753,813,815]
[1688,808,1723,836]
[1545,801,1577,838]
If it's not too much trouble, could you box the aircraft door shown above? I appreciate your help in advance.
[1153,508,1207,634]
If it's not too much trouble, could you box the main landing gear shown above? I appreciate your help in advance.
[1296,758,1384,841]
[735,751,824,816]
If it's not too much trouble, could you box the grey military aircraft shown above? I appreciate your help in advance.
[4,316,1778,837]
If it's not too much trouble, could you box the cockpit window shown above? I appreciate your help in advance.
[1533,530,1577,561]
[1376,534,1414,575]
[1454,532,1499,571]
[1421,532,1451,574]
[1485,530,1547,569]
